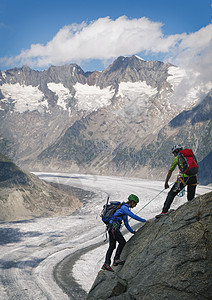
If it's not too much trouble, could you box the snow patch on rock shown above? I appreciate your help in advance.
[167,66,187,90]
[47,82,71,110]
[1,83,47,113]
[117,81,158,100]
[74,83,114,112]
[116,81,158,117]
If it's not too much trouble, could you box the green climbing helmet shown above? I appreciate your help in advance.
[128,194,139,203]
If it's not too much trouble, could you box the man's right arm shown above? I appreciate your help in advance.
[165,170,172,189]
[165,156,178,188]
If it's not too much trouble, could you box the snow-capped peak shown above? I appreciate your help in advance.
[134,55,145,61]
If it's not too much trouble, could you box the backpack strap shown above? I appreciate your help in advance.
[177,153,183,174]
[110,202,126,224]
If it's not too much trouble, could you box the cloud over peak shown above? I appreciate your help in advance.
[0,15,212,90]
[1,16,183,68]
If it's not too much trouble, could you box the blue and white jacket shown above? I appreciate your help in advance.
[109,203,146,233]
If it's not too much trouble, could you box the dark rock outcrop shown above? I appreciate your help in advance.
[198,151,212,185]
[87,192,212,300]
[0,153,29,185]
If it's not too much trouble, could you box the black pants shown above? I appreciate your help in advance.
[162,176,197,213]
[105,228,126,266]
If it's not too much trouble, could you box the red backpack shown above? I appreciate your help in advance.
[178,149,198,176]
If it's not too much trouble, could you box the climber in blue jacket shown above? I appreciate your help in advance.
[101,194,150,272]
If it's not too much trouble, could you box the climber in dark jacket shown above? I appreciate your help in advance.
[102,194,150,272]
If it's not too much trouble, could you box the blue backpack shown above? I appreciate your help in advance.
[100,199,121,224]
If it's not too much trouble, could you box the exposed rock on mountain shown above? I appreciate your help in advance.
[87,191,212,300]
[37,89,212,182]
[169,90,212,127]
[0,56,211,182]
[198,151,212,185]
[0,152,82,222]
[127,90,212,180]
[0,152,29,185]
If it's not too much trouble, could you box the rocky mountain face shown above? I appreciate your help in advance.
[129,90,212,181]
[0,56,211,182]
[198,151,212,185]
[0,152,82,222]
[87,191,212,300]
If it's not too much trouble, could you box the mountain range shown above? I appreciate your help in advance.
[0,56,211,183]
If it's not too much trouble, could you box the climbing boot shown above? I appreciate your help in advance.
[113,259,125,266]
[101,263,114,272]
[155,212,167,219]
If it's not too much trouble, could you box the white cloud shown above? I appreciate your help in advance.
[169,24,212,67]
[0,16,211,94]
[165,24,212,101]
[1,16,183,68]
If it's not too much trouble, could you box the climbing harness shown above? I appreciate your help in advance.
[175,176,186,197]
[176,176,199,197]
[104,218,122,242]
[177,187,185,197]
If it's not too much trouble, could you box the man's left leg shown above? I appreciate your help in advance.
[162,180,185,213]
[187,176,197,201]
[156,180,184,218]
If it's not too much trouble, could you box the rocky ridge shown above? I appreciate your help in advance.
[0,152,82,222]
[87,191,212,300]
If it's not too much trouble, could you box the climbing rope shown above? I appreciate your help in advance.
[137,182,175,214]
[128,182,176,222]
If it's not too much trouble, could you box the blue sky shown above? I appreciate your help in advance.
[0,0,212,72]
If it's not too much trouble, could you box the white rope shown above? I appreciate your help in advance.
[129,182,175,222]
